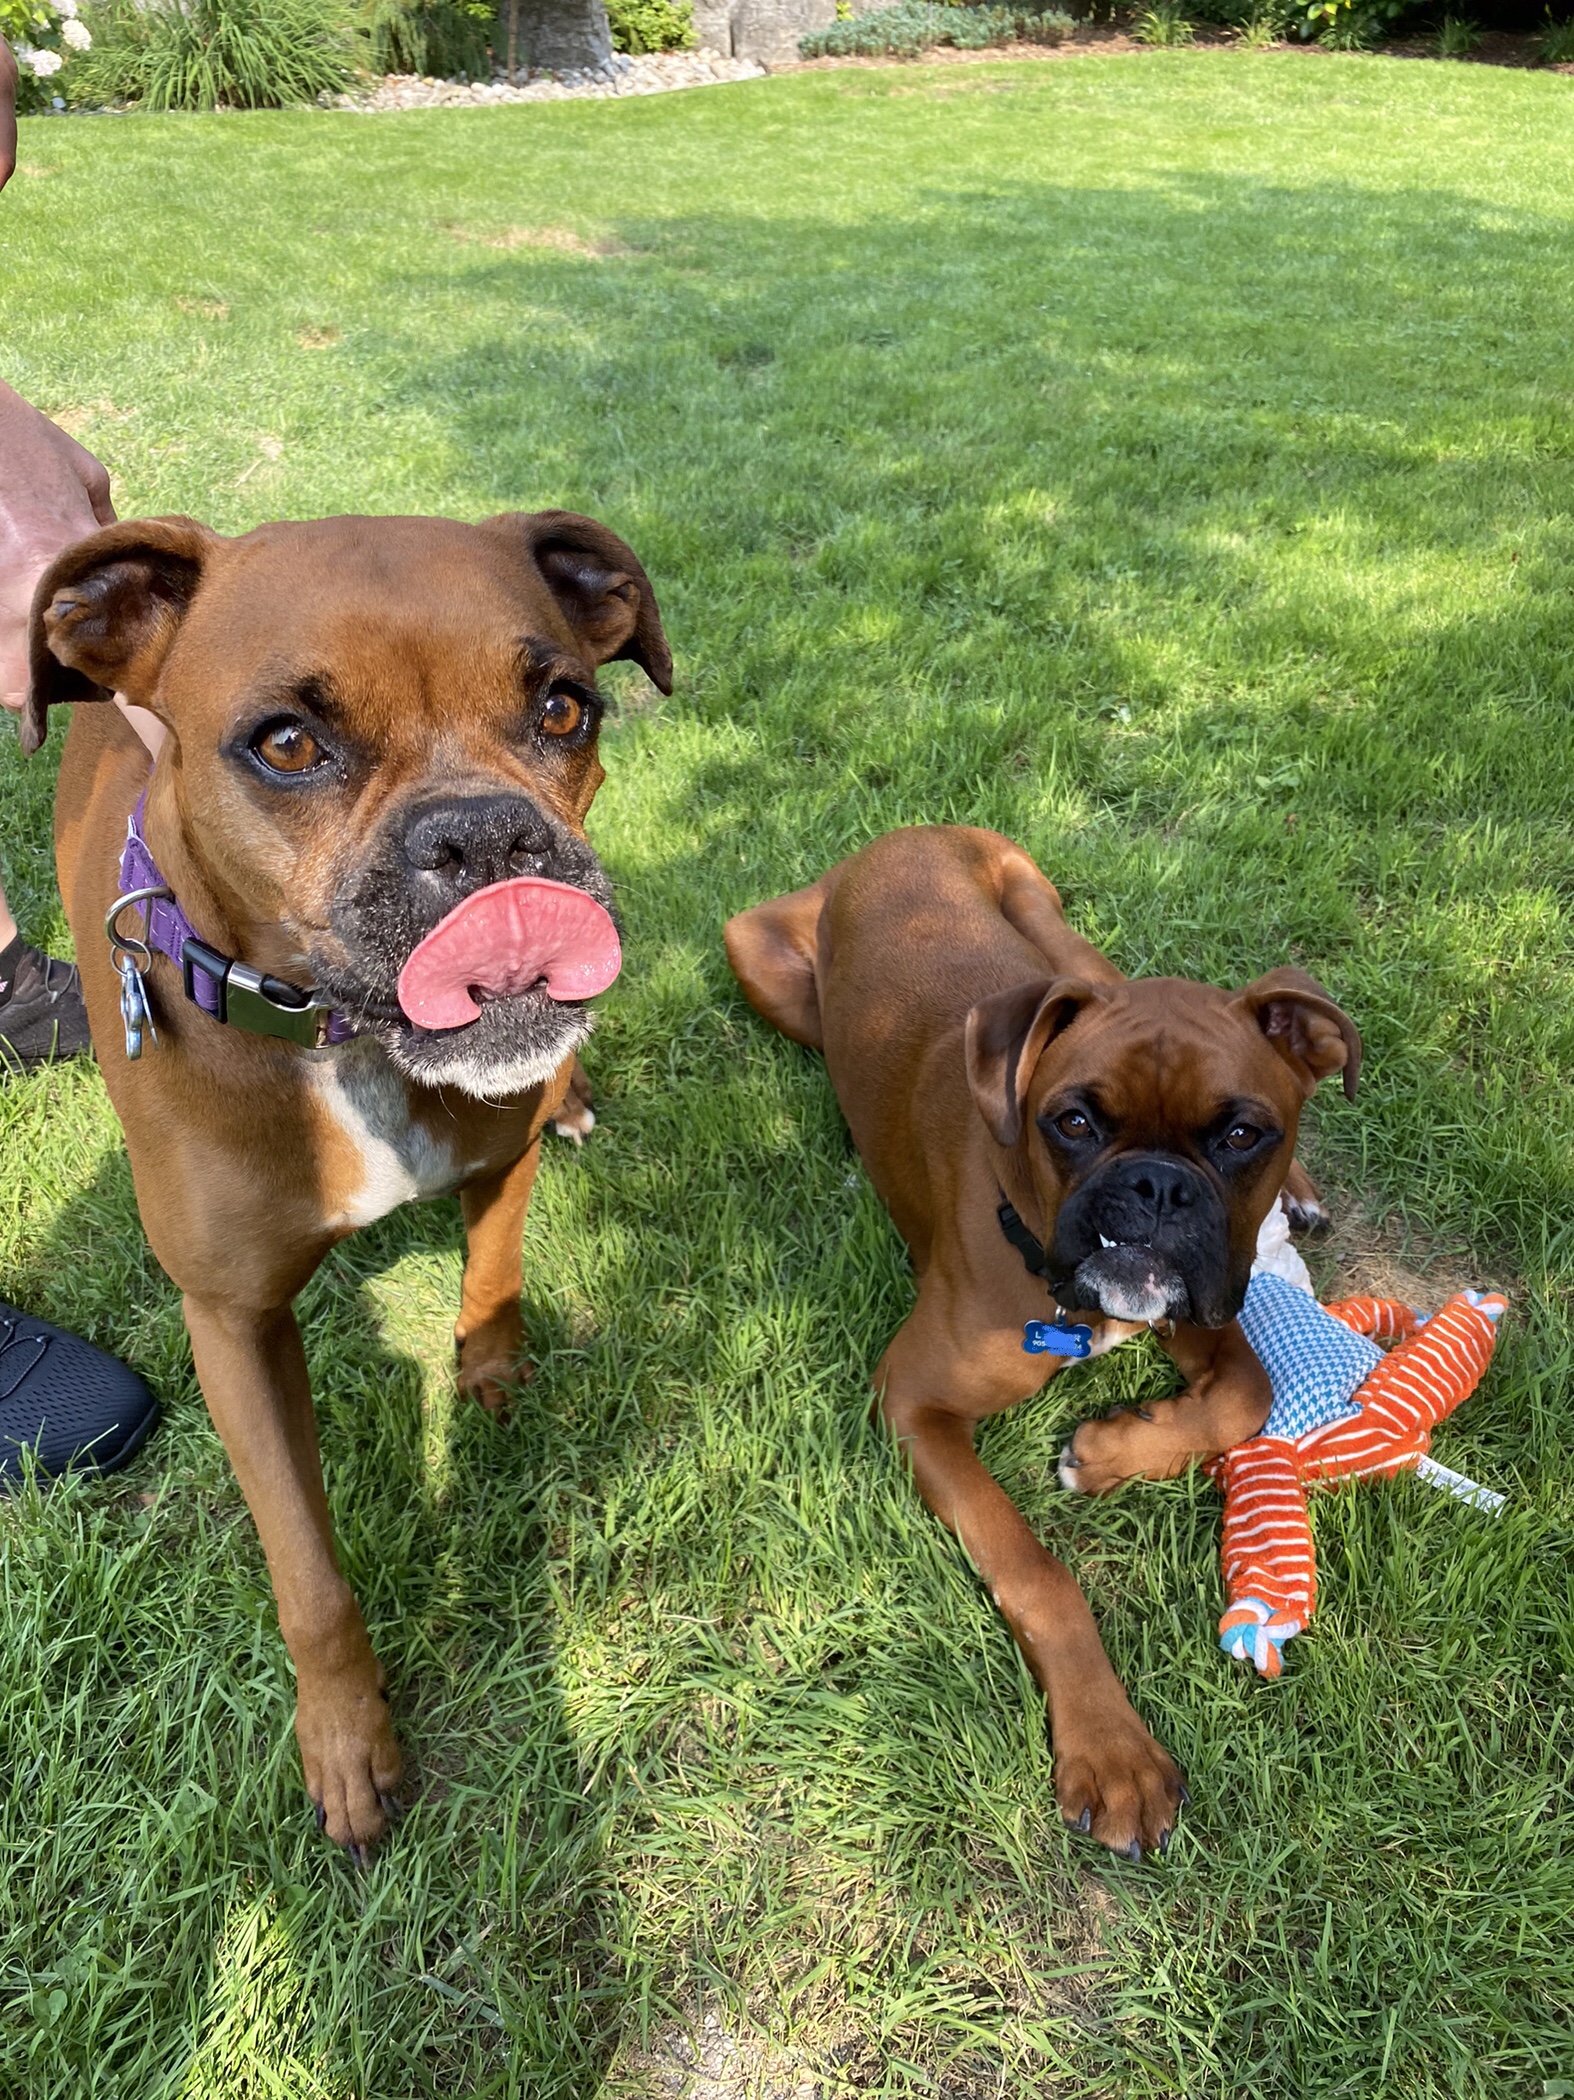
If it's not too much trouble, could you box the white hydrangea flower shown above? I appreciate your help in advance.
[26,47,65,75]
[56,0,80,17]
[62,18,92,47]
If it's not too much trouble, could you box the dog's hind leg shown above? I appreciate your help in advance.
[456,1141,543,1413]
[551,1057,596,1145]
[724,881,827,1048]
[1281,1158,1331,1235]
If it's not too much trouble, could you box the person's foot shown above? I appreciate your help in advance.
[0,933,93,1069]
[0,1302,159,1487]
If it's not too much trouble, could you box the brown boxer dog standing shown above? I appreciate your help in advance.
[25,510,670,1859]
[725,826,1358,1859]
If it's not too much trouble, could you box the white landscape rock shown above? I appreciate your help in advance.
[337,47,766,112]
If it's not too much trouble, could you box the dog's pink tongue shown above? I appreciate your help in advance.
[397,877,621,1030]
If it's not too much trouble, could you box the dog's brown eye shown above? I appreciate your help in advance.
[253,721,324,774]
[1224,1123,1261,1150]
[1055,1110,1092,1140]
[542,691,582,738]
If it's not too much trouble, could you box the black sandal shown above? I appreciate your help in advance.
[0,1302,159,1486]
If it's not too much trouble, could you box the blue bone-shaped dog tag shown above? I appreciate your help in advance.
[1023,1319,1093,1358]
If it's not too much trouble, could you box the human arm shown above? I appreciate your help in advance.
[2,39,18,192]
[0,379,117,713]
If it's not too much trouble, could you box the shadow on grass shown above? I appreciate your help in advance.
[4,150,1573,2097]
[3,1144,637,2099]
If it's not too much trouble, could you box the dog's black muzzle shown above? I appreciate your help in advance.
[318,790,616,1098]
[1050,1151,1241,1328]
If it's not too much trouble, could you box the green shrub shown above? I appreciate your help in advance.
[1302,0,1404,42]
[606,0,695,52]
[800,2,1072,58]
[1233,2,1289,43]
[1434,10,1479,51]
[2,0,91,110]
[363,0,491,76]
[70,0,355,108]
[1133,0,1195,39]
[1537,8,1574,59]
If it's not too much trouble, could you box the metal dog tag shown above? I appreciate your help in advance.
[1023,1319,1093,1359]
[118,957,155,1061]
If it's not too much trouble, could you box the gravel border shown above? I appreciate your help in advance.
[338,46,764,111]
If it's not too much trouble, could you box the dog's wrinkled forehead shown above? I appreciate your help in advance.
[172,524,577,747]
[1032,979,1305,1132]
[23,508,672,759]
[966,967,1359,1158]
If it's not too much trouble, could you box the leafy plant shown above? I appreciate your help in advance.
[2,0,91,109]
[362,0,490,77]
[606,0,695,52]
[1301,0,1403,44]
[1234,2,1287,43]
[800,2,1072,58]
[1537,9,1574,60]
[1434,11,1478,53]
[69,0,355,109]
[1133,0,1195,42]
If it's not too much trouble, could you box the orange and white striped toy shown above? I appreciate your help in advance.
[1203,1212,1506,1678]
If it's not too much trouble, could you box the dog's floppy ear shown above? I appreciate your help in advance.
[23,517,216,755]
[1234,967,1362,1102]
[966,975,1105,1148]
[483,509,673,695]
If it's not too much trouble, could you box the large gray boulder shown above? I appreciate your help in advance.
[696,0,887,63]
[507,0,613,69]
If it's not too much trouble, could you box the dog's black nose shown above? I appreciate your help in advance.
[402,795,556,902]
[1113,1155,1198,1217]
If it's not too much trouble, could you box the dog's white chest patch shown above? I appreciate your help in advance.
[307,1043,472,1228]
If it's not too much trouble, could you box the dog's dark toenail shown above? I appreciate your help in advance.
[1159,1826,1171,1854]
[1124,1838,1142,1863]
[346,1842,368,1870]
[1132,1405,1154,1421]
[315,1801,326,1831]
[1178,1783,1192,1809]
[1077,1806,1092,1834]
[378,1790,404,1823]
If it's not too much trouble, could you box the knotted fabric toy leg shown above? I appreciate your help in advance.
[1300,1293,1506,1486]
[1214,1437,1312,1679]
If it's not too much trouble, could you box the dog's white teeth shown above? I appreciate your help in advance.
[1099,1234,1118,1250]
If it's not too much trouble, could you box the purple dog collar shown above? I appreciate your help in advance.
[109,791,358,1049]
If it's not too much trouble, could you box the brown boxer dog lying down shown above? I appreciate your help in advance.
[724,826,1358,1859]
[25,510,671,1859]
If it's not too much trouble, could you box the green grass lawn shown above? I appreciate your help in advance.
[2,47,1573,2099]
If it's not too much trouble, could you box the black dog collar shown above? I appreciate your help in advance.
[996,1191,1092,1359]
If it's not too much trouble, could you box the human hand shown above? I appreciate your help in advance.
[2,39,18,191]
[0,380,116,713]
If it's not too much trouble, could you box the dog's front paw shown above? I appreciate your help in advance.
[1059,1404,1188,1495]
[297,1672,403,1861]
[455,1306,532,1416]
[1053,1704,1186,1861]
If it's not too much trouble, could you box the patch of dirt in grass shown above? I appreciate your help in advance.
[297,326,342,349]
[446,223,632,258]
[49,399,134,438]
[1307,1193,1512,1309]
[620,2010,818,2099]
[176,297,229,319]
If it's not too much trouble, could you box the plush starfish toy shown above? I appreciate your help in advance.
[1207,1204,1506,1678]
